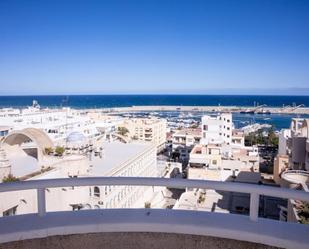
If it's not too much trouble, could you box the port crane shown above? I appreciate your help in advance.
[291,104,305,111]
[240,104,268,114]
[253,104,267,112]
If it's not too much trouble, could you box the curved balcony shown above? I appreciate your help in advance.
[1,177,309,249]
[281,170,309,191]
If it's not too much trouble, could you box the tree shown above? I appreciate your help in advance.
[256,130,265,145]
[268,127,279,147]
[44,147,54,155]
[299,202,309,224]
[144,201,151,208]
[55,146,65,156]
[118,127,129,136]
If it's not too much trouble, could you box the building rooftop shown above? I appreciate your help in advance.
[89,142,154,176]
[235,171,262,184]
[172,128,201,137]
[3,144,39,178]
[175,189,230,214]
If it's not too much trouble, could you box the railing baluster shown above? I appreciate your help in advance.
[249,193,259,221]
[37,188,46,216]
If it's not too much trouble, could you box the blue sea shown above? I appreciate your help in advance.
[0,95,308,130]
[0,95,308,108]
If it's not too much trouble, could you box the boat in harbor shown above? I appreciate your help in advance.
[240,109,255,114]
[256,109,271,115]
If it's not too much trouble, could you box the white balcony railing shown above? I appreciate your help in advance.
[1,177,309,248]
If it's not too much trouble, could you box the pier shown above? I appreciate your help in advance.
[91,105,309,115]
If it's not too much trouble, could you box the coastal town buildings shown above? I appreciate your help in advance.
[0,103,122,146]
[122,117,167,151]
[180,112,262,215]
[188,113,259,172]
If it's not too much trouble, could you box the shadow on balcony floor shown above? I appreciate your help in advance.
[0,232,280,249]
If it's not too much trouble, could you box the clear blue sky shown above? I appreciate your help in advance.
[0,0,309,95]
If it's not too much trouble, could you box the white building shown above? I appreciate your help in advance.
[0,105,122,146]
[201,113,232,145]
[278,129,291,155]
[275,118,309,171]
[189,144,222,170]
[172,128,202,162]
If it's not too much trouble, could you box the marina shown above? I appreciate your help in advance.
[101,105,309,115]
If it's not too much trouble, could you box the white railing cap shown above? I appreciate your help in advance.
[1,177,309,202]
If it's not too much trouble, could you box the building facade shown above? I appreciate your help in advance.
[201,113,233,145]
[172,128,202,162]
[123,118,167,151]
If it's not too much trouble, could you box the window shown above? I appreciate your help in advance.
[94,186,100,197]
[203,125,208,131]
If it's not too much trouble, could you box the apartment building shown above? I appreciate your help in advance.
[201,113,233,145]
[172,128,202,161]
[276,119,309,171]
[189,144,222,170]
[123,118,167,151]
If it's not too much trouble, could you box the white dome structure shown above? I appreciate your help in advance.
[66,132,87,144]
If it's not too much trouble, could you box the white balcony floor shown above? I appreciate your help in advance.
[0,209,309,249]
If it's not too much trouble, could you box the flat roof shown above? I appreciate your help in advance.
[89,142,154,176]
[235,171,261,184]
[175,190,230,213]
[173,128,201,137]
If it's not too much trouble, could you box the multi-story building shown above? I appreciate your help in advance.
[172,128,201,162]
[231,130,245,147]
[201,113,232,145]
[189,144,222,170]
[272,118,309,224]
[276,118,309,171]
[123,118,167,151]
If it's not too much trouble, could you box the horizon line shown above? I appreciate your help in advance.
[0,93,309,97]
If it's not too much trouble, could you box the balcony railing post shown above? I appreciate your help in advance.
[37,188,46,216]
[249,193,259,221]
